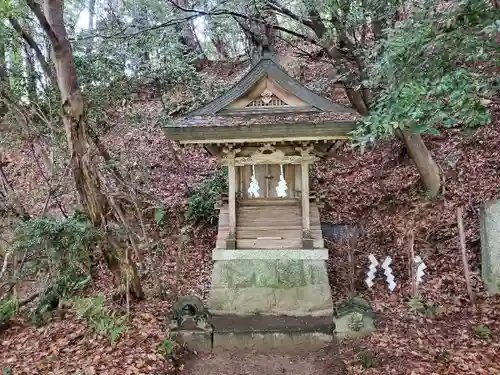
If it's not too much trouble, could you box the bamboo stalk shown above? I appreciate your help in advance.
[456,206,475,303]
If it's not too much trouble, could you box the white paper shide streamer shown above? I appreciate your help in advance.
[247,165,260,198]
[365,254,379,288]
[382,256,396,292]
[414,255,426,285]
[275,164,288,197]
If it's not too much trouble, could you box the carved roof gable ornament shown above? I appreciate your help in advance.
[245,87,288,108]
[261,89,273,104]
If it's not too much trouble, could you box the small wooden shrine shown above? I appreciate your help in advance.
[164,48,361,352]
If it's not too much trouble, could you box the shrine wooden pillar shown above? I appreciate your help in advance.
[228,158,236,236]
[301,159,310,232]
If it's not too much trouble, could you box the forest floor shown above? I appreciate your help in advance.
[1,56,500,374]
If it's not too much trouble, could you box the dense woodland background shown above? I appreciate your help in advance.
[0,0,499,374]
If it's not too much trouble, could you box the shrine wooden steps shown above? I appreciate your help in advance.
[216,199,324,249]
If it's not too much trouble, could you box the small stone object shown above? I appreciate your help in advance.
[365,254,379,288]
[334,296,375,338]
[348,312,364,331]
[381,256,396,292]
[414,256,426,285]
[168,295,213,354]
[168,295,212,331]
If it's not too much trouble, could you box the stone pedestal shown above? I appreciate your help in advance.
[480,200,500,294]
[208,258,333,316]
[207,255,334,352]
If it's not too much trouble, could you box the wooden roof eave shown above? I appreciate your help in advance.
[163,120,358,145]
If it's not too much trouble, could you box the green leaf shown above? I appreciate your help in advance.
[154,206,166,225]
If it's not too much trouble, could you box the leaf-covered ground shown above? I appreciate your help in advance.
[1,58,499,374]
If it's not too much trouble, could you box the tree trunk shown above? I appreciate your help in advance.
[28,0,143,298]
[348,86,440,196]
[398,129,441,196]
[208,17,229,60]
[0,43,7,117]
[212,34,229,60]
[237,1,279,64]
[24,44,37,103]
[88,0,96,30]
[85,0,96,55]
[173,0,204,58]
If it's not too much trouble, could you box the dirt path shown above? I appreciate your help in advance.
[182,347,347,375]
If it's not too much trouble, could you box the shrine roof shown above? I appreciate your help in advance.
[164,48,361,143]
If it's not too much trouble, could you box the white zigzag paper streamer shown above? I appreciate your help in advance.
[382,256,396,292]
[275,164,288,197]
[414,256,427,285]
[365,254,379,288]
[247,165,260,198]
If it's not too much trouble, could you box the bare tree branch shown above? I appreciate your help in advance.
[25,0,59,46]
[8,17,57,87]
[264,0,315,29]
[166,0,320,46]
[72,14,200,41]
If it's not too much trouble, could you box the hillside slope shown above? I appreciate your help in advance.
[1,55,499,374]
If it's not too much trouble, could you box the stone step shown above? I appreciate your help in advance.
[219,222,322,231]
[237,211,319,216]
[236,220,303,227]
[236,238,302,249]
[238,199,300,207]
[210,314,333,354]
[236,229,322,239]
[172,314,334,355]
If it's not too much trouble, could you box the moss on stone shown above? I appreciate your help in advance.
[277,260,306,288]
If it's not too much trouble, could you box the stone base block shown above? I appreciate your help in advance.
[212,331,332,354]
[208,259,333,316]
[333,314,376,339]
[174,329,213,354]
[211,313,333,354]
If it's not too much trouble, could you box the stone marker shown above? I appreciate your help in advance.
[480,200,500,295]
[168,295,213,354]
[333,296,376,339]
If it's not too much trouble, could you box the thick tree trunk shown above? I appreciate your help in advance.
[345,88,369,116]
[398,129,441,196]
[28,0,143,298]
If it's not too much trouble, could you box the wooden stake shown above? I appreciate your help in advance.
[456,206,475,303]
[408,230,417,297]
[347,236,355,297]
